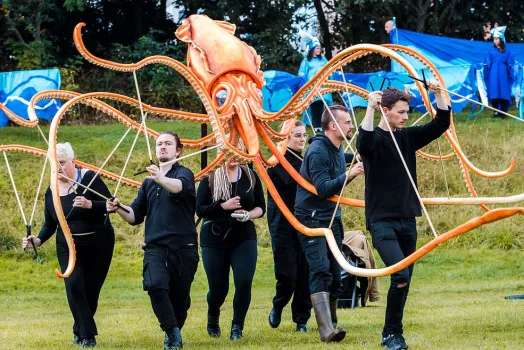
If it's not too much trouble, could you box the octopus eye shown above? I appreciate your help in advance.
[216,89,227,107]
[256,88,263,100]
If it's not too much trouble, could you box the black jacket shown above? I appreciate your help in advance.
[130,162,197,245]
[356,107,451,227]
[294,134,353,221]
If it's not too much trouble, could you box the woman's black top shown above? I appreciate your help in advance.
[38,170,113,251]
[196,168,266,249]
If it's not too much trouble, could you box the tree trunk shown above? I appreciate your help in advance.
[313,0,333,59]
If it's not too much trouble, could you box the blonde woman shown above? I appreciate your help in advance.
[196,157,265,341]
[23,142,115,348]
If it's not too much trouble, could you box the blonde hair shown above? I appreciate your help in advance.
[211,165,254,201]
[56,142,75,160]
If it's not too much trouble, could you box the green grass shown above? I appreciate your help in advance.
[0,246,523,349]
[0,108,522,251]
[0,107,523,348]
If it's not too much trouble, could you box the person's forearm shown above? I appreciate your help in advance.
[158,177,183,194]
[362,106,375,131]
[249,207,264,220]
[434,91,448,110]
[116,204,136,224]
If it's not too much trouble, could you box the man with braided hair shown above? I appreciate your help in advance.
[357,83,450,350]
[107,131,199,350]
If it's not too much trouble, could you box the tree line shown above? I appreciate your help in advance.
[1,0,522,120]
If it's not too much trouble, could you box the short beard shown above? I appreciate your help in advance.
[158,155,174,163]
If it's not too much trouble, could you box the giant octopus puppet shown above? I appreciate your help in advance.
[1,15,523,279]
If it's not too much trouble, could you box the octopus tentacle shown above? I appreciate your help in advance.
[0,145,141,188]
[256,119,524,207]
[256,153,524,276]
[74,23,256,163]
[0,103,39,127]
[28,91,219,149]
[30,90,233,124]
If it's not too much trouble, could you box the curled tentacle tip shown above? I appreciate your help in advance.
[55,269,67,278]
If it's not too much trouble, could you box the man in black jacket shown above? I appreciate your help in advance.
[356,82,450,350]
[107,131,198,350]
[295,105,364,342]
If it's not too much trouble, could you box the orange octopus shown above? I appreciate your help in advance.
[1,15,522,279]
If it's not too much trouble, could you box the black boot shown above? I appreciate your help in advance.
[311,292,346,342]
[268,307,282,328]
[207,311,221,337]
[81,338,96,348]
[164,327,183,350]
[230,324,243,341]
[329,298,339,328]
[296,324,308,333]
[73,335,81,345]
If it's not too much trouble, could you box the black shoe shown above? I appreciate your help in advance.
[382,334,408,350]
[296,324,308,333]
[81,338,96,348]
[164,327,183,350]
[73,335,81,345]
[230,324,243,341]
[268,307,282,328]
[207,313,221,337]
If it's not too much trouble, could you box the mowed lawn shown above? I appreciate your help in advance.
[0,246,523,350]
[0,109,523,349]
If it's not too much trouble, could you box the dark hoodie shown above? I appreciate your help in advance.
[294,134,353,221]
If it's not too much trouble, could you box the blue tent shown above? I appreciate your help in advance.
[263,29,524,119]
[0,69,62,127]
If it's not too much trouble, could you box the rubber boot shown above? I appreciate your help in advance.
[330,298,339,328]
[311,292,346,342]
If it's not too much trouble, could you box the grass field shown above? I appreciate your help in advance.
[0,107,523,349]
[0,245,522,349]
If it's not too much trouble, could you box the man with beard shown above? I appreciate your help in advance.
[295,105,364,343]
[107,131,198,350]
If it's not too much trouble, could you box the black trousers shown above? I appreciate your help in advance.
[143,242,199,331]
[491,98,510,113]
[268,206,311,324]
[57,229,115,339]
[201,239,257,328]
[298,216,344,299]
[369,218,417,337]
[310,100,324,129]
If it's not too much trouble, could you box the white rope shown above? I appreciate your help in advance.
[114,119,145,197]
[315,87,357,155]
[378,106,438,238]
[132,70,154,160]
[286,148,303,161]
[444,88,523,122]
[328,155,357,230]
[338,68,359,130]
[29,156,48,225]
[36,124,77,193]
[304,109,316,134]
[422,88,451,199]
[3,151,28,225]
[82,126,133,194]
[58,174,111,201]
[410,111,429,126]
[160,144,220,167]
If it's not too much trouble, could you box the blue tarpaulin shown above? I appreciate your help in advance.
[0,69,62,127]
[263,29,524,119]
